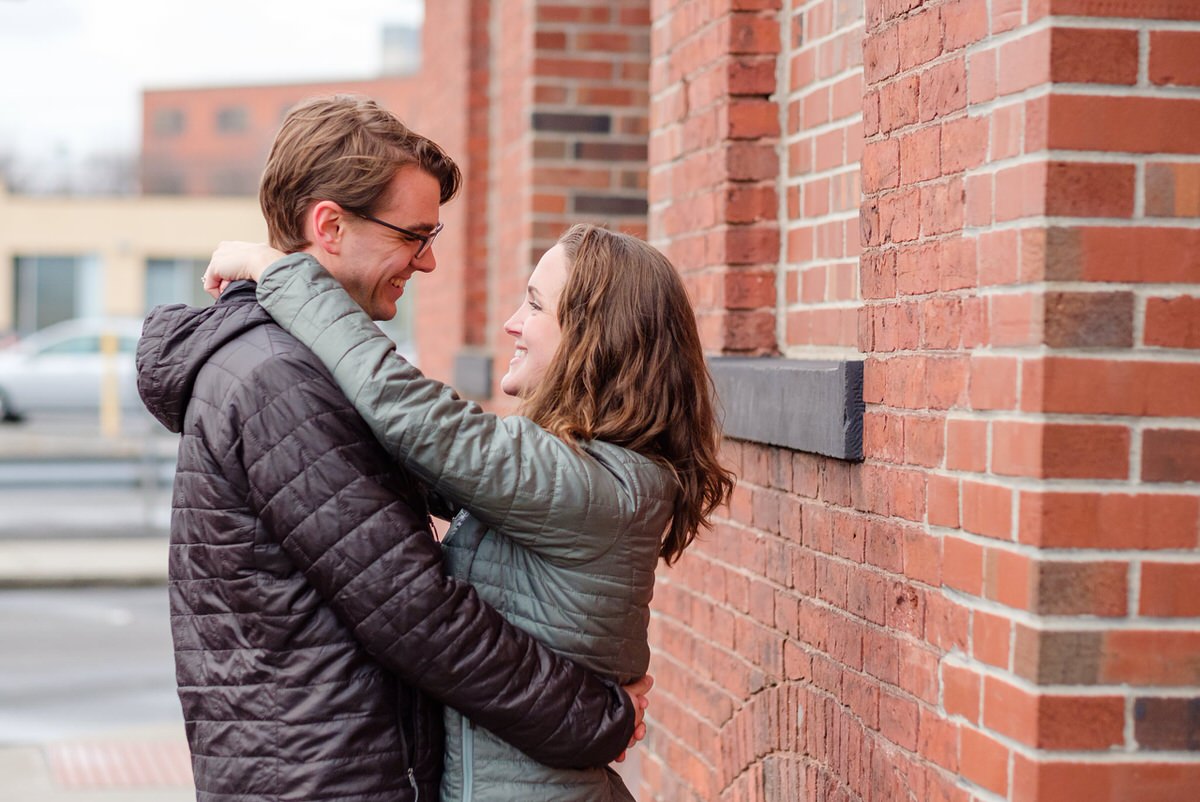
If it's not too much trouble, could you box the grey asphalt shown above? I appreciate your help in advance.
[0,417,192,800]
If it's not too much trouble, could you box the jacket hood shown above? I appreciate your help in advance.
[136,282,271,433]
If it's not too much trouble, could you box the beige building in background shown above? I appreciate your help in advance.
[0,182,264,333]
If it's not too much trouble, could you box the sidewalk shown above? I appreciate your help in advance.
[0,725,193,802]
[0,419,191,801]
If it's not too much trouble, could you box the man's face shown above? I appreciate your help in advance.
[327,165,442,321]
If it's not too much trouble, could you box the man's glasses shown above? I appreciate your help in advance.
[352,211,443,259]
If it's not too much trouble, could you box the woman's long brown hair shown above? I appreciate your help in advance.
[520,224,735,565]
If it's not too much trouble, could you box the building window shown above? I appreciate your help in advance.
[211,168,260,196]
[145,258,213,311]
[153,108,186,137]
[142,168,185,195]
[216,106,248,134]
[12,254,102,334]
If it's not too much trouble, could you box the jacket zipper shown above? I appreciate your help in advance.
[462,719,474,802]
[407,767,420,800]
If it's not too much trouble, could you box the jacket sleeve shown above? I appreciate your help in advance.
[219,345,634,767]
[255,254,645,564]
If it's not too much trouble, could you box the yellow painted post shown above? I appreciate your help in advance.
[99,330,121,437]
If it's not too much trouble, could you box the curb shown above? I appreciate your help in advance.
[0,538,168,589]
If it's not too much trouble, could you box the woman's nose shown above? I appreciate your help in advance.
[503,308,523,336]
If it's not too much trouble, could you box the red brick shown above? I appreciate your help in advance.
[919,707,959,773]
[1044,290,1135,349]
[998,28,1051,95]
[1019,490,1200,549]
[1014,758,1200,802]
[1143,428,1200,483]
[1140,563,1200,617]
[995,162,1046,222]
[943,534,984,595]
[989,102,1024,161]
[942,662,981,723]
[878,74,920,133]
[927,595,970,655]
[1051,27,1139,84]
[1048,95,1200,154]
[927,474,960,528]
[978,229,1020,286]
[992,421,1131,480]
[903,414,944,468]
[896,7,943,71]
[989,292,1042,347]
[919,57,967,121]
[728,14,780,56]
[943,0,988,50]
[982,676,1040,745]
[968,48,998,104]
[984,546,1033,609]
[969,356,1019,411]
[1150,30,1200,87]
[961,480,1013,540]
[865,22,896,67]
[1033,560,1129,617]
[1145,295,1200,348]
[1146,163,1200,217]
[1103,630,1200,685]
[1046,226,1200,283]
[959,726,1009,797]
[941,115,987,173]
[903,528,941,586]
[973,609,1011,669]
[1031,356,1200,417]
[879,690,919,751]
[886,581,926,639]
[1038,694,1126,750]
[1045,161,1136,217]
[1134,696,1200,750]
[1048,0,1200,19]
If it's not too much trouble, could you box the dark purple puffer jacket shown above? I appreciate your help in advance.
[136,283,633,802]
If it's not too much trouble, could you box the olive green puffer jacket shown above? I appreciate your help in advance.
[256,254,675,802]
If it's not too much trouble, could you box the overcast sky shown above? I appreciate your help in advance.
[0,0,422,166]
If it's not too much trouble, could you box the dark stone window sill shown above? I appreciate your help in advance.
[708,357,864,461]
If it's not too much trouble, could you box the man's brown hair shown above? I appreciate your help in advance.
[520,225,735,566]
[259,94,461,252]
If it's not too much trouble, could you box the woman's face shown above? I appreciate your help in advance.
[500,244,568,397]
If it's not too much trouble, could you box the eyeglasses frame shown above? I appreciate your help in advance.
[351,211,443,258]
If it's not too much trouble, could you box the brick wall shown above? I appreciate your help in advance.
[409,0,475,386]
[638,0,1200,800]
[141,78,419,196]
[475,0,653,404]
[650,0,782,355]
[408,0,1200,799]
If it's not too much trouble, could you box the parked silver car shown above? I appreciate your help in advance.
[0,317,145,421]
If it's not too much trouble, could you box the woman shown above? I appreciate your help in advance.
[205,224,734,801]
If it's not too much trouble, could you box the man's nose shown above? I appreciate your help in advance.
[411,247,436,273]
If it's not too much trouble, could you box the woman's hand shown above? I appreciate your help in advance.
[615,673,653,763]
[202,241,285,299]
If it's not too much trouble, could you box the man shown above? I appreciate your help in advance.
[136,95,646,801]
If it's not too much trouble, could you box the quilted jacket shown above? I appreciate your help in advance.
[254,255,677,801]
[136,283,636,802]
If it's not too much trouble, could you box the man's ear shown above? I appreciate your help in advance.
[309,201,347,255]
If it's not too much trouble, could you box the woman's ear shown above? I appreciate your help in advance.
[309,201,346,255]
